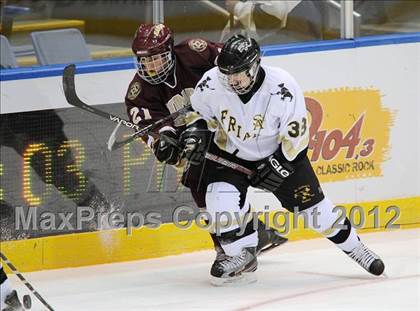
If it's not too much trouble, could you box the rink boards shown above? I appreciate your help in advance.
[1,33,419,272]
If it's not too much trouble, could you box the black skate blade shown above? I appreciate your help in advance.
[257,237,288,256]
[210,271,257,287]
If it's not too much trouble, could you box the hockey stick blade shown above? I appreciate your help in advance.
[62,64,140,130]
[107,122,122,151]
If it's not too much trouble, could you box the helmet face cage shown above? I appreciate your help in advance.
[218,56,260,95]
[135,48,174,85]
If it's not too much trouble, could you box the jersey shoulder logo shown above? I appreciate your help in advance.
[196,76,214,92]
[127,82,141,100]
[188,39,208,52]
[271,83,294,101]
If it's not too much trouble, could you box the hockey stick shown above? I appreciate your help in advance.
[0,252,54,311]
[62,64,191,151]
[155,133,253,176]
[107,102,191,151]
[204,152,252,176]
[62,64,140,131]
[62,65,252,175]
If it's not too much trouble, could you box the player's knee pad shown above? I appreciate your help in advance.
[299,197,342,236]
[205,182,250,234]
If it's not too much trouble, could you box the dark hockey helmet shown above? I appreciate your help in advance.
[131,23,175,84]
[217,34,261,95]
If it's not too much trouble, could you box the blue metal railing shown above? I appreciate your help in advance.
[1,32,419,82]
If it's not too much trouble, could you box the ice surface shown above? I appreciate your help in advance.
[9,229,420,310]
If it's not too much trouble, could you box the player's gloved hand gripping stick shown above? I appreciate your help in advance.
[161,131,253,176]
[249,149,295,192]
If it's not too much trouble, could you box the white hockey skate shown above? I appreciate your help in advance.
[214,244,227,262]
[210,247,257,286]
[345,242,385,276]
[214,227,288,262]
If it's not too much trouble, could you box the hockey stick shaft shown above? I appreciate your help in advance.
[0,252,55,311]
[108,104,191,151]
[204,152,252,176]
[158,134,253,176]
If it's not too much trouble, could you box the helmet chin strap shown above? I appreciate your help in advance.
[232,60,260,95]
[163,49,177,89]
[163,61,177,89]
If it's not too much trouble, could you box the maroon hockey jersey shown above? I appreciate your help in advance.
[124,38,222,145]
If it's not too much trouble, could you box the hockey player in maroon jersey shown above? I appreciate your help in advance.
[124,23,287,262]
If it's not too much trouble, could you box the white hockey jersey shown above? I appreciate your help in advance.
[187,65,309,162]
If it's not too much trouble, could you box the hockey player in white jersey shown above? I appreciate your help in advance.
[179,34,385,285]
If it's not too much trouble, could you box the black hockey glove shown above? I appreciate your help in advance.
[153,130,182,165]
[179,120,211,165]
[249,149,294,192]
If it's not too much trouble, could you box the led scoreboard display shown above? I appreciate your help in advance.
[0,105,194,240]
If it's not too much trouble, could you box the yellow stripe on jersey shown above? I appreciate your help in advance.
[215,126,228,151]
[207,118,219,131]
[184,111,202,126]
[281,133,310,161]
